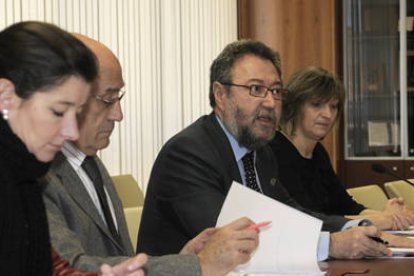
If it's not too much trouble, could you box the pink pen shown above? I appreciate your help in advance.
[247,221,272,231]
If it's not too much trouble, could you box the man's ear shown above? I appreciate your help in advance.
[213,81,227,111]
[0,78,18,110]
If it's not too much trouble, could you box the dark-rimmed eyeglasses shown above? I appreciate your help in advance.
[220,82,288,100]
[93,90,126,107]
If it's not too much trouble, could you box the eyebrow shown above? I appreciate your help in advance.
[56,101,76,107]
[106,88,123,93]
[247,79,283,86]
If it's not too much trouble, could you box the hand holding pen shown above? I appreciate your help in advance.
[369,235,388,245]
[247,221,272,231]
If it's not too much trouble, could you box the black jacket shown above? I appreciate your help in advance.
[137,113,348,255]
[269,131,365,215]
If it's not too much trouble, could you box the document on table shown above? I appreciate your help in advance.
[373,247,414,259]
[217,181,324,275]
[385,225,414,258]
[374,226,414,259]
[385,225,414,235]
[390,247,414,257]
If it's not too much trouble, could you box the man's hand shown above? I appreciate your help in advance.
[197,217,259,276]
[329,226,391,259]
[383,198,414,230]
[180,228,218,255]
[100,253,148,276]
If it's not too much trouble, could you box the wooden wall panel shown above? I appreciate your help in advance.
[238,0,339,168]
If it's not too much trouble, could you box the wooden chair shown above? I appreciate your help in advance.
[346,184,389,211]
[384,180,414,212]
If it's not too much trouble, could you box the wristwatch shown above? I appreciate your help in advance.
[358,219,373,227]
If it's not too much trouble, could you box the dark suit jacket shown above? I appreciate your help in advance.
[137,113,348,255]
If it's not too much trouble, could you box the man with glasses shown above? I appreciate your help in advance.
[138,39,392,259]
[42,34,260,275]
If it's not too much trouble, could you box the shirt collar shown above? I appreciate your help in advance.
[61,141,87,169]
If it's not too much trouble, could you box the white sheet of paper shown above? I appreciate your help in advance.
[407,16,414,31]
[367,121,389,146]
[371,247,414,258]
[217,181,324,275]
[385,225,414,235]
[390,247,414,256]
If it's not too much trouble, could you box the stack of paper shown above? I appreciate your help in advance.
[217,182,324,275]
[385,225,414,235]
[389,247,414,257]
[383,226,414,258]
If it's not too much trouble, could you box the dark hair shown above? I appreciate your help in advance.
[209,39,281,107]
[280,66,345,135]
[0,21,97,98]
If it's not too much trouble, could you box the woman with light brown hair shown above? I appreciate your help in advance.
[269,66,414,231]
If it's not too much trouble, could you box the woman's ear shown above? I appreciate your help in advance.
[0,78,17,111]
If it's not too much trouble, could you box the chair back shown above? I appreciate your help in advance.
[347,184,388,211]
[123,206,143,251]
[111,174,144,208]
[384,180,414,212]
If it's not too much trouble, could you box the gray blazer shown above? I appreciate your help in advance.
[42,152,202,275]
[42,153,134,271]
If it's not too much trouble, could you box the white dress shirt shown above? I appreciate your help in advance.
[61,141,118,230]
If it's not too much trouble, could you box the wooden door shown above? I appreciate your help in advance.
[238,0,340,169]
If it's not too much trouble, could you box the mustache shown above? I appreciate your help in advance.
[255,108,276,122]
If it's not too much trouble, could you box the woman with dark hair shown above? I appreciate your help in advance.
[269,66,414,231]
[0,21,147,275]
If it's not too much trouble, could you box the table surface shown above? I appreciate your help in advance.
[321,258,414,276]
